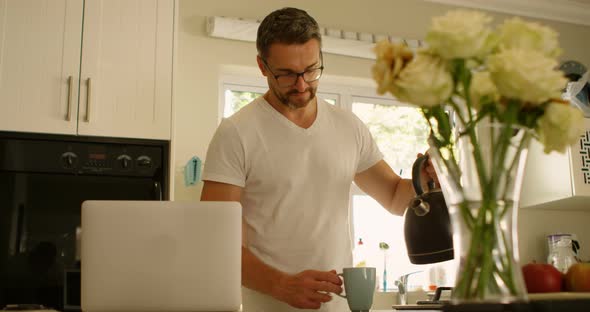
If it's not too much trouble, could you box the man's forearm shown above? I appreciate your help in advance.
[388,178,415,216]
[242,246,286,299]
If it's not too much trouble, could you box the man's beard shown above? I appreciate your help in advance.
[271,86,317,110]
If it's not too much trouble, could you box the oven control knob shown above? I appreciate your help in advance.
[136,155,152,168]
[61,152,78,169]
[117,154,133,169]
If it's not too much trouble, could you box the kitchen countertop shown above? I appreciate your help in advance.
[386,309,442,312]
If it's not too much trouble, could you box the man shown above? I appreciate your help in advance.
[201,7,436,311]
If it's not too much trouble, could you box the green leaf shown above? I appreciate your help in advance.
[449,59,465,86]
[379,242,390,250]
[459,65,472,98]
[434,106,452,146]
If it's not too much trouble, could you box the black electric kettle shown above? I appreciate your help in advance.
[404,154,454,264]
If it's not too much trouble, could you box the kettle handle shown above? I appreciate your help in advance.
[412,154,431,196]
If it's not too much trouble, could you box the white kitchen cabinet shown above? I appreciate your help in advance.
[0,0,83,135]
[0,0,173,140]
[77,0,173,139]
[520,118,590,210]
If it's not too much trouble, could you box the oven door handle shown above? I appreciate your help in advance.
[12,204,26,256]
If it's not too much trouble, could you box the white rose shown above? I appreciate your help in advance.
[469,71,499,110]
[426,10,496,59]
[372,40,414,95]
[498,18,561,58]
[536,102,585,153]
[393,53,454,107]
[487,49,567,104]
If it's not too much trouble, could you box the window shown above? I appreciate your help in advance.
[222,83,338,117]
[223,83,266,118]
[350,97,456,292]
[221,79,456,292]
[352,97,429,176]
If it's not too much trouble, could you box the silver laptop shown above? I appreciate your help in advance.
[81,200,242,312]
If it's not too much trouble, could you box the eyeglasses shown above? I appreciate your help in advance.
[261,53,324,88]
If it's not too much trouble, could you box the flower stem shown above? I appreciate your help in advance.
[500,134,530,218]
[497,222,518,294]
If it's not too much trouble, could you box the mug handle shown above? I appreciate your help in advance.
[335,273,347,298]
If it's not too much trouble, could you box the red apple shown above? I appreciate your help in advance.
[565,263,590,292]
[522,263,563,293]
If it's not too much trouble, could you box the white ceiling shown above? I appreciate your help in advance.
[424,0,590,26]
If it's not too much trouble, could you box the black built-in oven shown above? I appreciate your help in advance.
[0,131,169,310]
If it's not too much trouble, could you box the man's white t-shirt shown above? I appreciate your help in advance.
[202,96,383,312]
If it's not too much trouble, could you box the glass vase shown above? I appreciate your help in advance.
[429,122,532,303]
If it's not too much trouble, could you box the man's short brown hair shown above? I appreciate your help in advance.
[256,7,322,60]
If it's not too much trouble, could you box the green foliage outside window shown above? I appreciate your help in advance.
[353,103,430,177]
[229,90,262,113]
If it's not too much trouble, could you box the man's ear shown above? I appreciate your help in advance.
[256,56,268,77]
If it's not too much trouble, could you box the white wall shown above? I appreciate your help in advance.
[174,0,590,263]
[519,208,590,264]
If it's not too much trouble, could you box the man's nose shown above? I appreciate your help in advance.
[294,74,308,91]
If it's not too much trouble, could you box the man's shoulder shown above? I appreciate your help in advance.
[221,97,265,130]
[228,96,264,120]
[320,98,363,125]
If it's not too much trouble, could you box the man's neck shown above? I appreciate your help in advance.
[264,92,317,129]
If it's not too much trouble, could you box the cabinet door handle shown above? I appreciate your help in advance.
[66,76,74,121]
[154,181,163,201]
[85,78,92,122]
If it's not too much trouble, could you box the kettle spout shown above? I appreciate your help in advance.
[410,198,430,216]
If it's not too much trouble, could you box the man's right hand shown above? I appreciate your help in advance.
[273,269,343,309]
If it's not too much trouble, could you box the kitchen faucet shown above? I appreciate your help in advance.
[394,271,422,305]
